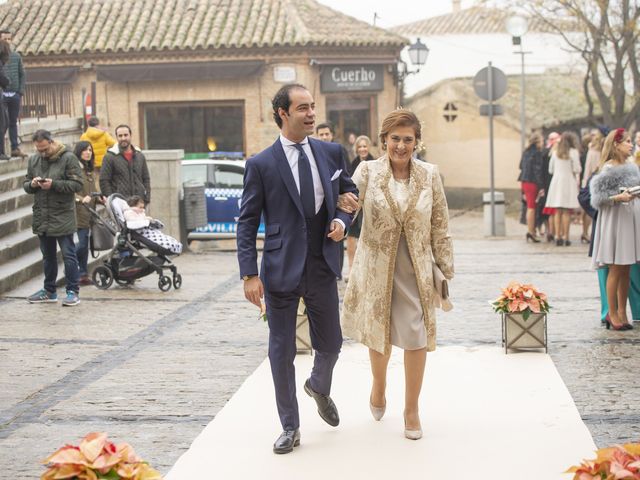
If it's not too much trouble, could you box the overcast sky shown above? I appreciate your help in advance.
[315,0,479,28]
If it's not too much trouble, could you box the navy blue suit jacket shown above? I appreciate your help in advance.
[237,137,358,292]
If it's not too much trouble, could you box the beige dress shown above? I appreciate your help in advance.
[389,179,427,350]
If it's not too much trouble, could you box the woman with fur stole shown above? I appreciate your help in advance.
[590,128,637,330]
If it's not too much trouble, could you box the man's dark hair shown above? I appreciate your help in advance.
[127,195,144,207]
[32,129,53,142]
[115,124,132,135]
[0,30,11,36]
[88,116,100,127]
[316,121,335,135]
[272,83,307,129]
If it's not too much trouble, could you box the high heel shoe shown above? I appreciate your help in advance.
[605,318,633,331]
[526,233,541,243]
[581,234,590,244]
[556,238,564,246]
[369,396,386,421]
[404,415,423,440]
[546,234,554,243]
[564,239,571,246]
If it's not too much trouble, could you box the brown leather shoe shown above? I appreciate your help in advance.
[11,149,27,158]
[79,275,93,286]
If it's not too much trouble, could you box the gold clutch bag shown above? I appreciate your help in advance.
[432,263,453,311]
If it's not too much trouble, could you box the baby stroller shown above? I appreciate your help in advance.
[86,193,182,291]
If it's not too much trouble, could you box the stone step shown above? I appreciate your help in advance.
[0,242,108,296]
[0,248,53,295]
[0,228,39,266]
[0,205,33,240]
[0,188,32,215]
[0,169,26,195]
[0,156,28,176]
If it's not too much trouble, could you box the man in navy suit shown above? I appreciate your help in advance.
[237,84,358,454]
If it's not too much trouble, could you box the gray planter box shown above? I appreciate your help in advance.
[501,312,547,353]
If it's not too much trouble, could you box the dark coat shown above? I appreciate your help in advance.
[75,166,97,229]
[237,137,357,291]
[349,153,374,176]
[518,144,544,187]
[23,143,83,236]
[99,145,151,203]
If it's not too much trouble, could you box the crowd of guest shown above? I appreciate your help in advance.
[519,126,640,331]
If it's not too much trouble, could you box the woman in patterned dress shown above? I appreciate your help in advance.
[341,110,454,440]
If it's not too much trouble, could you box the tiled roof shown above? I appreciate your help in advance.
[1,0,406,56]
[409,72,597,130]
[392,6,562,36]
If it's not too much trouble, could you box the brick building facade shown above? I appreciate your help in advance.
[5,0,407,156]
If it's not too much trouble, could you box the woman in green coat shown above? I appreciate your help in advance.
[73,141,99,285]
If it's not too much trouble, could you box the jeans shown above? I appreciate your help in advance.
[4,93,21,151]
[76,228,90,276]
[39,233,79,294]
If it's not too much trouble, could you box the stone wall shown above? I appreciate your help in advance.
[68,60,400,156]
[15,116,83,156]
[143,149,183,240]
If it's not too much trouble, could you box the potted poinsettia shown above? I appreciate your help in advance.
[41,432,162,480]
[566,443,640,479]
[491,281,550,353]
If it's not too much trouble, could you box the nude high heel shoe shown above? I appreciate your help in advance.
[404,412,423,440]
[369,396,386,421]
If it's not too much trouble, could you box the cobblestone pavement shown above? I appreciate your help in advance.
[0,210,638,478]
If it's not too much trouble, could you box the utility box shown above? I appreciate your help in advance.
[182,181,207,230]
[483,191,506,236]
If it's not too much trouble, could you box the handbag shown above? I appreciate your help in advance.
[432,263,453,311]
[90,219,115,257]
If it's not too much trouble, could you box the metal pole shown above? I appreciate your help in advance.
[488,62,496,236]
[519,47,526,152]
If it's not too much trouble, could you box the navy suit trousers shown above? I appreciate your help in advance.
[264,253,342,431]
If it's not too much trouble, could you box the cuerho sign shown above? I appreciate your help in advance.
[320,65,384,93]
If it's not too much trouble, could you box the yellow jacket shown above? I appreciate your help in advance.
[80,127,116,168]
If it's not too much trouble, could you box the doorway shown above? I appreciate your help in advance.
[326,95,374,151]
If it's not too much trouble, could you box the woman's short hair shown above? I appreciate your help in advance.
[527,132,543,149]
[353,135,372,157]
[73,140,95,172]
[379,109,421,150]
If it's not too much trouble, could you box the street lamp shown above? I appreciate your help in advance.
[407,37,429,73]
[397,38,429,105]
[505,15,530,152]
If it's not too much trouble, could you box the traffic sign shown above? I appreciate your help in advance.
[479,104,504,116]
[473,66,507,101]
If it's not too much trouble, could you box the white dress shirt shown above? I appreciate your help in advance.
[279,134,345,231]
[279,134,325,213]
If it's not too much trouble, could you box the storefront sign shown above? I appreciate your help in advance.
[320,65,384,92]
[273,66,296,83]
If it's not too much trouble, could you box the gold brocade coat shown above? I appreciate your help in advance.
[341,156,454,354]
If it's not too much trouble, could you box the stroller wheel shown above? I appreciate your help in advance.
[173,273,183,290]
[92,265,114,289]
[158,275,172,292]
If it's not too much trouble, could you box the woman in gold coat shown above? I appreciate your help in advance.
[341,110,454,440]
